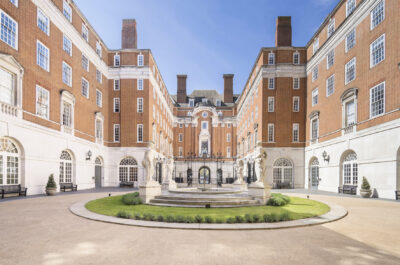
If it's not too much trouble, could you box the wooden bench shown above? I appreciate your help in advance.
[338,185,357,195]
[60,183,77,192]
[225,178,234,184]
[395,191,400,200]
[0,184,27,199]
[119,181,134,188]
[276,182,291,189]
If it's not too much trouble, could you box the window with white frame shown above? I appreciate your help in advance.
[312,66,318,82]
[37,8,50,35]
[293,52,300,64]
[114,79,120,91]
[327,49,334,69]
[327,19,335,38]
[62,62,72,86]
[63,0,72,22]
[62,101,72,127]
[96,69,102,84]
[345,99,356,127]
[346,0,356,17]
[268,78,275,89]
[35,85,49,119]
[1,10,18,50]
[82,24,88,42]
[178,133,183,142]
[137,124,143,142]
[345,57,356,84]
[293,96,299,112]
[95,118,103,142]
[9,0,18,7]
[343,152,358,185]
[114,54,120,67]
[293,77,300,89]
[313,38,319,55]
[268,53,275,65]
[137,98,143,112]
[114,124,120,142]
[268,97,274,112]
[370,34,385,67]
[202,121,208,130]
[227,147,231,158]
[96,89,102,107]
[114,98,120,113]
[371,0,385,30]
[59,150,72,183]
[370,82,385,118]
[137,79,143,90]
[137,54,144,66]
[268,124,274,142]
[293,123,299,142]
[96,41,102,57]
[0,68,15,106]
[189,98,194,107]
[227,133,231,142]
[178,147,183,157]
[81,78,89,98]
[81,54,89,72]
[36,41,49,71]
[63,35,72,56]
[345,29,356,53]
[311,118,318,141]
[312,88,318,106]
[326,75,335,97]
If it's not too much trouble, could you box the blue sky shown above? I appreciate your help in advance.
[75,0,338,95]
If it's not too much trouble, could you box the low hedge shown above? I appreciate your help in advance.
[266,193,291,206]
[121,192,142,205]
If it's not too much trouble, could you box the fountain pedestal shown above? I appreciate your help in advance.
[139,181,161,203]
[248,182,270,204]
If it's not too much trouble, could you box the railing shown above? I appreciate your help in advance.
[344,124,356,135]
[0,102,18,117]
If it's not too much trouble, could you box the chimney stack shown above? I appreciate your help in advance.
[122,19,137,49]
[177,75,187,103]
[223,74,234,103]
[275,16,292,47]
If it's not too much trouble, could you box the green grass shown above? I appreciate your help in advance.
[86,194,329,222]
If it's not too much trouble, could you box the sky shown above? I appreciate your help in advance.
[75,0,339,95]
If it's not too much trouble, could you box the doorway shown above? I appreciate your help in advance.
[95,157,102,188]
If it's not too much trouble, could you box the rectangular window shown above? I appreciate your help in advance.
[137,79,143,90]
[293,96,299,112]
[345,29,356,53]
[227,147,231,158]
[346,0,356,17]
[96,89,102,107]
[370,34,385,67]
[63,34,72,56]
[82,24,89,42]
[114,79,120,91]
[345,100,356,126]
[137,98,143,113]
[0,68,14,105]
[62,102,72,127]
[37,8,50,35]
[63,0,72,22]
[326,75,335,97]
[311,118,318,140]
[1,10,18,50]
[114,98,120,113]
[178,133,183,142]
[371,0,385,30]
[327,49,334,69]
[268,97,274,112]
[268,124,274,143]
[37,40,50,71]
[114,124,120,142]
[312,66,318,82]
[268,53,275,65]
[293,77,300,89]
[82,54,89,72]
[189,99,194,107]
[137,54,144,66]
[293,52,300,64]
[268,78,275,89]
[370,82,385,118]
[345,57,356,85]
[96,69,102,84]
[293,123,299,143]
[114,55,120,67]
[313,38,319,55]
[178,147,183,157]
[96,41,102,57]
[227,133,231,142]
[312,88,318,106]
[35,85,49,119]
[81,78,89,98]
[137,124,143,142]
[62,62,72,86]
[327,19,335,38]
[202,121,208,130]
[95,119,103,142]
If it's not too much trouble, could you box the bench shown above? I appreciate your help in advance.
[338,185,357,195]
[276,182,291,189]
[119,181,134,188]
[60,183,77,192]
[396,190,400,200]
[225,178,235,184]
[0,184,27,199]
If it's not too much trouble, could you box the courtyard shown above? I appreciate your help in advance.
[0,189,399,265]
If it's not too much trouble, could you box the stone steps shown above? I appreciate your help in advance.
[155,195,253,201]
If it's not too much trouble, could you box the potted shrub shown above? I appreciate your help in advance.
[46,174,57,196]
[360,177,372,198]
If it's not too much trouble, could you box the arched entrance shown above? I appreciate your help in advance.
[59,150,73,183]
[0,138,20,186]
[198,166,210,184]
[119,157,138,185]
[273,158,293,188]
[94,157,103,188]
[309,157,319,190]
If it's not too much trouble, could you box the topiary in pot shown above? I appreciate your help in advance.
[46,174,57,196]
[360,177,372,198]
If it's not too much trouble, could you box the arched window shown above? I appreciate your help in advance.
[343,152,358,185]
[0,138,19,185]
[95,157,102,165]
[310,158,319,189]
[273,158,293,188]
[198,166,210,184]
[119,157,138,182]
[60,150,72,183]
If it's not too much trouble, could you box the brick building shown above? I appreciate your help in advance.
[0,0,399,199]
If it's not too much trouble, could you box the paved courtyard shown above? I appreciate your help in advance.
[0,189,399,265]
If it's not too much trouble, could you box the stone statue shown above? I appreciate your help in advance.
[254,148,267,183]
[142,142,156,184]
[167,158,174,183]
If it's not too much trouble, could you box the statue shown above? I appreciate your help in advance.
[139,142,162,203]
[142,142,156,184]
[254,148,267,184]
[234,160,246,190]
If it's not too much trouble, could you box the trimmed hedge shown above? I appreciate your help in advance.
[266,193,291,206]
[122,192,142,205]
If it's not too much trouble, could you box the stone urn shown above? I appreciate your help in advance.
[46,187,57,196]
[360,189,371,198]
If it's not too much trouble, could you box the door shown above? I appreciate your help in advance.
[95,165,102,188]
[198,167,210,184]
[311,166,319,190]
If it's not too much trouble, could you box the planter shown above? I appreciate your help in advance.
[360,189,371,198]
[46,187,57,196]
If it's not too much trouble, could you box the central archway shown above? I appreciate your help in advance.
[198,166,210,184]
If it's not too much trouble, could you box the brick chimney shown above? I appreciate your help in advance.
[122,19,137,49]
[275,16,292,47]
[223,74,234,103]
[177,75,187,104]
